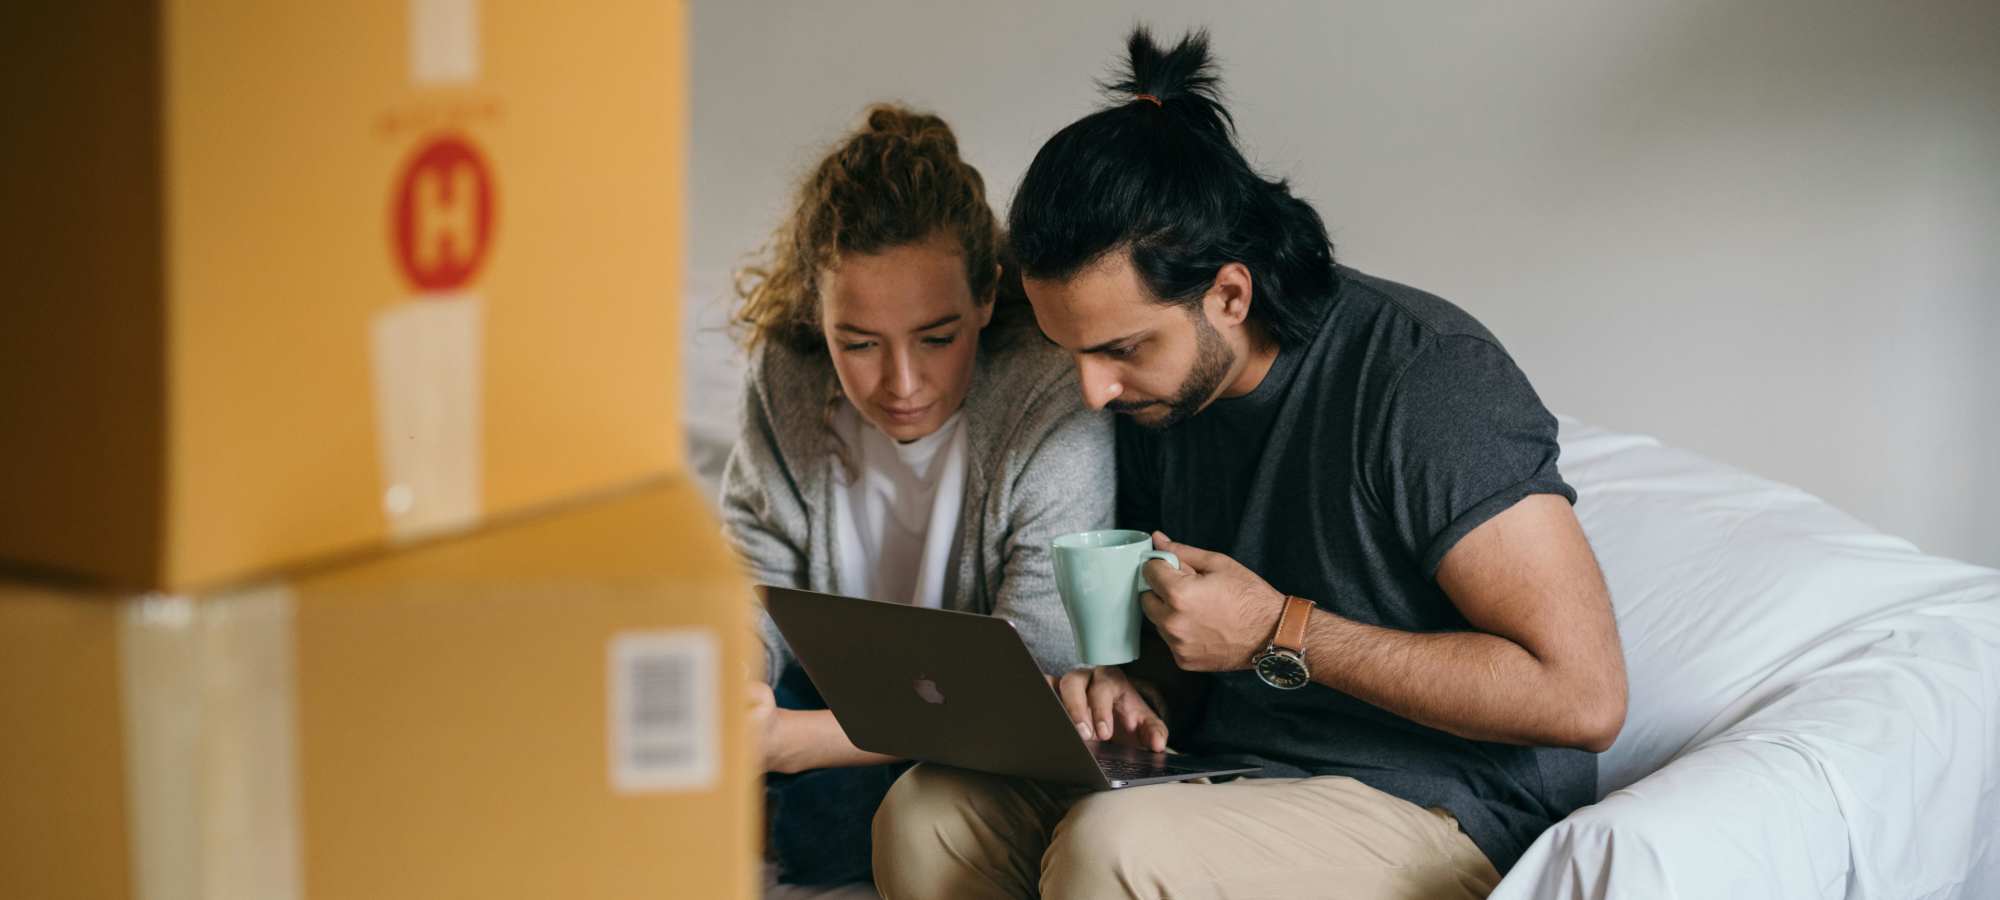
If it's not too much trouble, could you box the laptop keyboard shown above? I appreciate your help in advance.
[1094,755,1193,781]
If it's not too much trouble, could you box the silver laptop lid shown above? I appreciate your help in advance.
[761,586,1109,786]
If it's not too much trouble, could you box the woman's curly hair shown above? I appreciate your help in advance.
[733,104,1028,354]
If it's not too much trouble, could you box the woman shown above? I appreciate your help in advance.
[720,105,1112,886]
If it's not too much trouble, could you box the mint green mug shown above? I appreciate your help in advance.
[1051,529,1182,666]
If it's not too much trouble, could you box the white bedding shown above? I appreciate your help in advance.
[1494,418,2000,900]
[689,410,2000,899]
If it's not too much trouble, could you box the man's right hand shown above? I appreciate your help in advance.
[1053,666,1169,752]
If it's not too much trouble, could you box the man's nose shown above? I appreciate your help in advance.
[1077,358,1123,411]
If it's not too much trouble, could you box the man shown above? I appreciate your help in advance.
[871,28,1628,900]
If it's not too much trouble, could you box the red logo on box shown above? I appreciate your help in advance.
[391,134,495,292]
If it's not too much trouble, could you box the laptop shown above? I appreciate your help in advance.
[761,586,1260,789]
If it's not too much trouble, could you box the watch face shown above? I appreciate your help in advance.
[1255,650,1310,690]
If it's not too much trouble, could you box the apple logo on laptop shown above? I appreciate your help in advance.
[913,675,946,705]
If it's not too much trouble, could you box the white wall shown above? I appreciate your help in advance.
[686,0,2000,566]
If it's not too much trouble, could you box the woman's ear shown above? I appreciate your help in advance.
[976,263,1003,329]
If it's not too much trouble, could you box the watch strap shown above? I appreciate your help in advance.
[1272,595,1313,653]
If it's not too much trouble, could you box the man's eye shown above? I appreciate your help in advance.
[1105,344,1137,359]
[921,334,957,347]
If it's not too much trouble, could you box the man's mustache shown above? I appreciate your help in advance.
[1105,399,1160,415]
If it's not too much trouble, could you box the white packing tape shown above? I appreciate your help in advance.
[119,586,303,900]
[370,294,486,542]
[409,0,480,86]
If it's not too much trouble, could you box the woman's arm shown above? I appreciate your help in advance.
[989,399,1116,676]
[718,355,812,684]
[749,682,899,773]
[725,355,906,772]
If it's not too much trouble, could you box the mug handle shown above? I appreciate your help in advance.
[1134,550,1181,595]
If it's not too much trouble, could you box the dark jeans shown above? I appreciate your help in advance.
[767,663,914,886]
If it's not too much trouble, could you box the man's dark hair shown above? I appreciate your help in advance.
[1007,27,1339,348]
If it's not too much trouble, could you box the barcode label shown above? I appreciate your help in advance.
[609,630,718,793]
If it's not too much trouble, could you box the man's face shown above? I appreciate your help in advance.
[1024,251,1236,430]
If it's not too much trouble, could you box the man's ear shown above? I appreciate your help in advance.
[1207,262,1254,326]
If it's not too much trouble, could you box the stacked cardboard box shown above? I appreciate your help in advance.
[1,0,688,591]
[1,482,756,899]
[0,2,754,898]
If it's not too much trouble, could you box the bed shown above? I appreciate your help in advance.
[685,413,2000,899]
[1494,417,2000,899]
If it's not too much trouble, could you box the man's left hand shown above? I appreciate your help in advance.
[1140,532,1288,672]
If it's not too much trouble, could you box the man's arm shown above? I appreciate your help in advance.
[1295,494,1625,751]
[1141,494,1627,753]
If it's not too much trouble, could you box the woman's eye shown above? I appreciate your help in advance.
[921,334,957,347]
[840,341,876,352]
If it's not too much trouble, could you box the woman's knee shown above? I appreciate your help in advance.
[1041,789,1180,896]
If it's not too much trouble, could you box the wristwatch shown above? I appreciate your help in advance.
[1252,595,1315,690]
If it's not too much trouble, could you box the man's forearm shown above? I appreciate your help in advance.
[1298,608,1620,752]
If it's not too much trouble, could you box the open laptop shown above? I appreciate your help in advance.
[762,586,1260,789]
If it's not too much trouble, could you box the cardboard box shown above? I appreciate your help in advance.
[0,0,688,591]
[0,478,756,900]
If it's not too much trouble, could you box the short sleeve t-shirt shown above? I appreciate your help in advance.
[1116,266,1592,873]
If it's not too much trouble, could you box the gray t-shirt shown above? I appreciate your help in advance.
[1116,266,1592,872]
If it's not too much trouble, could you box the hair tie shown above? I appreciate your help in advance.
[1133,93,1163,108]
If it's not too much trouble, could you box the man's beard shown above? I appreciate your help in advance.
[1109,312,1234,430]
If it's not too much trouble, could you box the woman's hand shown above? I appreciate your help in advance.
[1052,666,1169,752]
[748,680,791,773]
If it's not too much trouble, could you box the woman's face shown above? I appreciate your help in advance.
[819,233,993,442]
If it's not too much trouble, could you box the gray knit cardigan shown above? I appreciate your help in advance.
[720,329,1114,683]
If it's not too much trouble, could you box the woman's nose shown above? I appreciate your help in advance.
[885,347,920,398]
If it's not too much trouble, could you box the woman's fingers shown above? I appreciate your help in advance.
[1057,669,1095,741]
[1114,689,1149,736]
[1086,670,1126,741]
[1113,687,1168,751]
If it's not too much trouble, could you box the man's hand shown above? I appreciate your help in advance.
[1140,532,1287,672]
[1052,666,1168,752]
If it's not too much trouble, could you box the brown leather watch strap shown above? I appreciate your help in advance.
[1272,595,1314,652]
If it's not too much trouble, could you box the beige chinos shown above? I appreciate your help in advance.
[873,763,1501,900]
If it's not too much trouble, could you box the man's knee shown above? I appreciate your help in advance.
[875,765,961,830]
[874,764,971,861]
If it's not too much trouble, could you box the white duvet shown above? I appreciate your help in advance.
[1493,419,2000,900]
[718,416,2000,900]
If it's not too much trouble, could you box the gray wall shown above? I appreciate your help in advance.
[686,0,2000,566]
